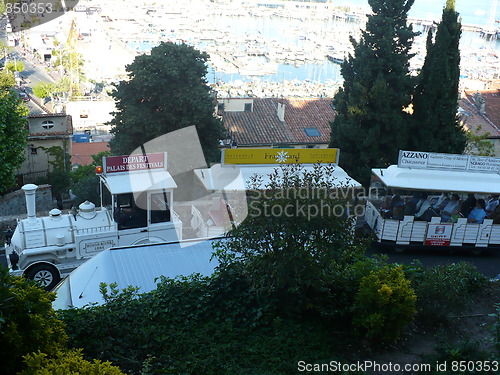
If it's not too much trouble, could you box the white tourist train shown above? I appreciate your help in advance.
[4,147,360,290]
[365,150,500,253]
[5,152,188,290]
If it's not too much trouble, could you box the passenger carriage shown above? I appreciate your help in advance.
[364,150,500,252]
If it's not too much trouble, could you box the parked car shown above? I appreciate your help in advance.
[19,92,29,102]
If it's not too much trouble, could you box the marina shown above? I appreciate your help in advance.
[17,0,500,97]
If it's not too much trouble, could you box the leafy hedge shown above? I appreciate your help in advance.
[0,268,67,374]
[59,277,358,374]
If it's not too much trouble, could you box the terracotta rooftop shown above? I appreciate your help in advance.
[460,90,500,138]
[72,142,110,166]
[28,113,68,119]
[223,98,334,146]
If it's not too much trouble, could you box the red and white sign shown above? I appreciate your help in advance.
[424,223,453,246]
[104,153,166,174]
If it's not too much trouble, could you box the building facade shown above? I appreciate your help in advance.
[17,114,73,184]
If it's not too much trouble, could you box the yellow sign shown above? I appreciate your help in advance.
[222,148,339,165]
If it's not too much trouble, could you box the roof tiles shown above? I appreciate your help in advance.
[461,90,500,138]
[223,98,334,146]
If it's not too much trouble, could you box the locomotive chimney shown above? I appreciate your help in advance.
[22,184,38,219]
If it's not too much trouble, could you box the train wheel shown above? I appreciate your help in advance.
[471,248,484,255]
[393,246,406,253]
[25,264,61,291]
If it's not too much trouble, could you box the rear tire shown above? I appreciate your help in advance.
[394,246,406,253]
[25,264,60,291]
[471,248,484,255]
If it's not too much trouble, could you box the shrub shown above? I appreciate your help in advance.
[424,340,497,374]
[0,268,67,374]
[214,163,367,316]
[489,302,500,353]
[352,265,416,345]
[20,349,125,375]
[319,254,389,320]
[407,262,488,326]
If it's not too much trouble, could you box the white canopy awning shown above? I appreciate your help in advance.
[101,170,177,195]
[373,165,500,194]
[194,164,361,191]
[53,239,220,309]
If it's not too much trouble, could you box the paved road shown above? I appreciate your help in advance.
[14,53,55,86]
[368,243,500,278]
[2,242,499,278]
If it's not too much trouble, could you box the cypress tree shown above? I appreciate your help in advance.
[409,0,466,153]
[330,0,417,186]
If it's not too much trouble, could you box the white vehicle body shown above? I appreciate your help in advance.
[5,153,183,289]
[366,151,500,251]
[5,147,361,289]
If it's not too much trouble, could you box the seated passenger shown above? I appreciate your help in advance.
[415,193,434,221]
[490,204,500,224]
[404,193,420,216]
[461,194,476,218]
[433,192,450,213]
[441,194,460,222]
[380,196,392,219]
[389,192,404,220]
[392,201,405,220]
[485,195,499,218]
[467,199,487,224]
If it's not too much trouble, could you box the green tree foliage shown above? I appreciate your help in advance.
[20,349,125,375]
[39,145,72,202]
[52,50,85,95]
[409,0,466,153]
[214,163,365,315]
[0,268,68,374]
[464,125,495,156]
[0,69,16,89]
[108,42,225,163]
[71,151,111,205]
[0,78,29,193]
[33,78,71,102]
[5,60,25,72]
[329,0,417,186]
[33,81,56,99]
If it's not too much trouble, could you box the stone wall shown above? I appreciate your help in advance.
[0,184,54,217]
[0,185,55,246]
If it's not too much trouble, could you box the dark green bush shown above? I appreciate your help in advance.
[424,340,497,374]
[0,268,67,374]
[406,262,488,326]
